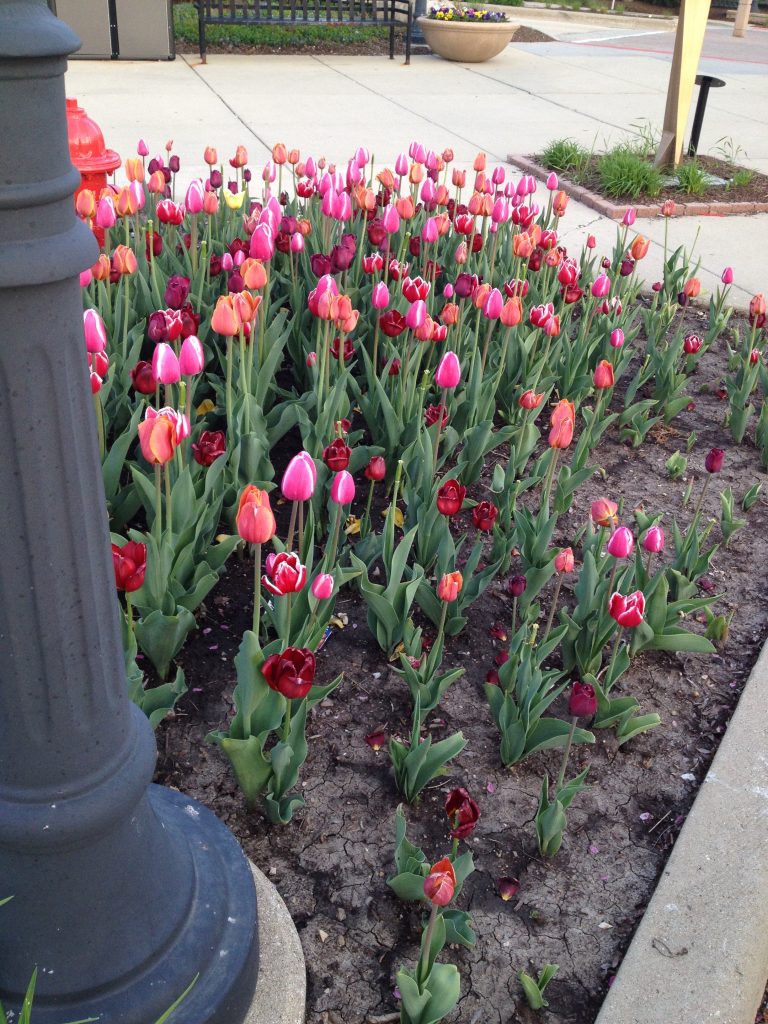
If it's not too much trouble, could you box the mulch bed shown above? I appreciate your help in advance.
[174,23,552,56]
[153,306,768,1024]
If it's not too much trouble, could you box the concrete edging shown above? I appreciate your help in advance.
[508,154,768,219]
[244,862,306,1024]
[595,639,768,1024]
[492,3,677,29]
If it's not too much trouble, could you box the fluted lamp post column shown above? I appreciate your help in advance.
[0,3,259,1021]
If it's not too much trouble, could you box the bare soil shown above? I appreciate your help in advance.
[154,307,768,1024]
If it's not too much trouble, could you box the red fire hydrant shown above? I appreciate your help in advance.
[66,97,121,245]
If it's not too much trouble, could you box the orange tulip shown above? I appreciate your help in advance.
[232,291,261,324]
[90,253,111,281]
[211,295,241,336]
[297,218,312,237]
[125,157,144,183]
[630,235,650,260]
[513,232,533,259]
[441,302,460,326]
[593,359,615,389]
[435,186,450,209]
[236,486,276,544]
[437,571,463,603]
[112,245,137,275]
[241,258,268,290]
[204,146,218,166]
[552,190,569,217]
[203,191,219,216]
[272,142,288,165]
[591,498,618,529]
[661,199,676,217]
[451,168,466,188]
[147,170,166,194]
[683,277,701,298]
[409,162,424,185]
[115,187,138,218]
[548,399,575,449]
[75,189,96,220]
[288,148,300,165]
[396,195,415,220]
[472,282,491,310]
[473,152,487,172]
[377,168,395,190]
[231,145,248,168]
[138,412,177,466]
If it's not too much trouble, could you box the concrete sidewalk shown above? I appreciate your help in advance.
[64,19,768,307]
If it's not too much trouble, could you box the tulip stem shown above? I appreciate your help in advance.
[298,501,305,556]
[154,465,162,541]
[93,393,105,462]
[606,627,623,692]
[328,502,344,572]
[480,320,495,376]
[282,697,292,743]
[122,276,130,363]
[239,327,250,435]
[451,813,460,859]
[436,600,449,652]
[541,448,560,518]
[363,479,376,536]
[164,465,173,535]
[646,551,654,578]
[554,716,578,797]
[512,596,518,633]
[371,321,381,379]
[693,474,710,522]
[286,500,298,553]
[225,337,234,438]
[190,215,198,274]
[431,388,448,473]
[418,903,439,988]
[125,592,134,639]
[542,576,563,646]
[252,543,262,640]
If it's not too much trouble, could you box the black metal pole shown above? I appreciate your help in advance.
[687,78,712,157]
[0,3,259,1021]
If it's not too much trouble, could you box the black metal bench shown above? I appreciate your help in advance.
[196,0,414,63]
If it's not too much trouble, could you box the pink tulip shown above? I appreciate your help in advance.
[333,191,352,221]
[372,281,390,309]
[184,179,205,214]
[642,526,665,553]
[95,196,116,230]
[282,451,316,502]
[492,165,505,186]
[422,217,439,243]
[722,267,734,285]
[346,161,362,187]
[311,573,334,599]
[179,335,205,376]
[321,187,335,218]
[492,199,509,224]
[546,171,559,190]
[152,343,181,385]
[305,156,316,177]
[412,142,427,164]
[129,181,146,211]
[331,470,355,505]
[80,269,93,288]
[83,309,107,354]
[249,223,274,261]
[234,249,245,267]
[421,179,437,205]
[482,288,503,320]
[607,526,634,559]
[306,352,317,367]
[592,274,611,298]
[435,351,461,389]
[221,252,234,272]
[610,328,624,348]
[622,207,636,226]
[262,160,276,183]
[382,205,400,234]
[406,300,427,330]
[137,138,149,157]
[395,153,408,177]
[355,146,369,168]
[290,233,305,253]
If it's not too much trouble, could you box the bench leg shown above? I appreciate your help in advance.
[389,22,395,59]
[405,6,412,64]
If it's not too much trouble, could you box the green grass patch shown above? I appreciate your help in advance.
[675,159,709,196]
[539,137,591,175]
[598,148,662,200]
[175,2,389,46]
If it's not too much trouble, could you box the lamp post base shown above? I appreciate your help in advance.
[0,787,259,1024]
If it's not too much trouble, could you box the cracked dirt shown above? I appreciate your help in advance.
[155,313,768,1023]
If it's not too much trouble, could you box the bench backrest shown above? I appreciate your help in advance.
[199,0,411,22]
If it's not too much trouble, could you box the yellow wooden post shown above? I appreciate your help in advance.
[654,0,712,168]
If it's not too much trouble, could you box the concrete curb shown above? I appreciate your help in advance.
[508,154,768,219]
[245,862,306,1024]
[505,3,677,29]
[595,640,768,1024]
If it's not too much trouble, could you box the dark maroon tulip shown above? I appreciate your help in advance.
[164,274,190,310]
[192,430,226,467]
[497,877,520,901]
[424,404,449,429]
[379,310,407,338]
[445,787,481,840]
[323,438,352,472]
[508,575,527,598]
[705,448,725,474]
[209,253,223,277]
[364,456,386,482]
[111,541,147,593]
[310,253,333,278]
[146,310,168,343]
[262,647,316,700]
[130,360,157,395]
[436,479,466,516]
[568,681,597,718]
[472,500,498,532]
[364,728,387,751]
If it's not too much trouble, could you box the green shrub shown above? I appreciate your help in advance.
[675,160,709,196]
[540,138,591,175]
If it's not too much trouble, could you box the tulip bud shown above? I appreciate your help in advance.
[311,573,334,600]
[184,179,205,214]
[705,448,725,474]
[591,498,618,528]
[610,328,624,349]
[306,351,317,367]
[593,359,614,390]
[437,571,463,603]
[282,451,317,502]
[622,207,636,226]
[569,681,597,718]
[331,470,355,505]
[79,268,93,288]
[607,526,634,559]
[482,288,503,320]
[586,234,597,249]
[83,309,108,354]
[424,858,456,907]
[435,351,461,390]
[546,171,559,190]
[152,343,181,385]
[371,281,389,310]
[179,335,205,376]
[95,196,117,229]
[721,266,734,285]
[554,547,575,573]
[405,300,427,331]
[508,575,526,597]
[591,273,610,298]
[642,526,665,553]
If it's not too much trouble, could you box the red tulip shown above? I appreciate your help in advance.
[593,360,614,390]
[472,500,498,532]
[705,448,724,473]
[111,541,147,593]
[445,787,481,839]
[323,438,352,472]
[608,590,645,628]
[568,681,597,718]
[262,647,316,700]
[436,479,466,516]
[364,456,386,481]
[192,430,226,467]
[262,552,307,596]
[519,390,544,410]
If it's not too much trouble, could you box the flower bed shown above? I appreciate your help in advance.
[75,139,768,1022]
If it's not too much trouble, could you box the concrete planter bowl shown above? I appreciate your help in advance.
[417,15,515,62]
